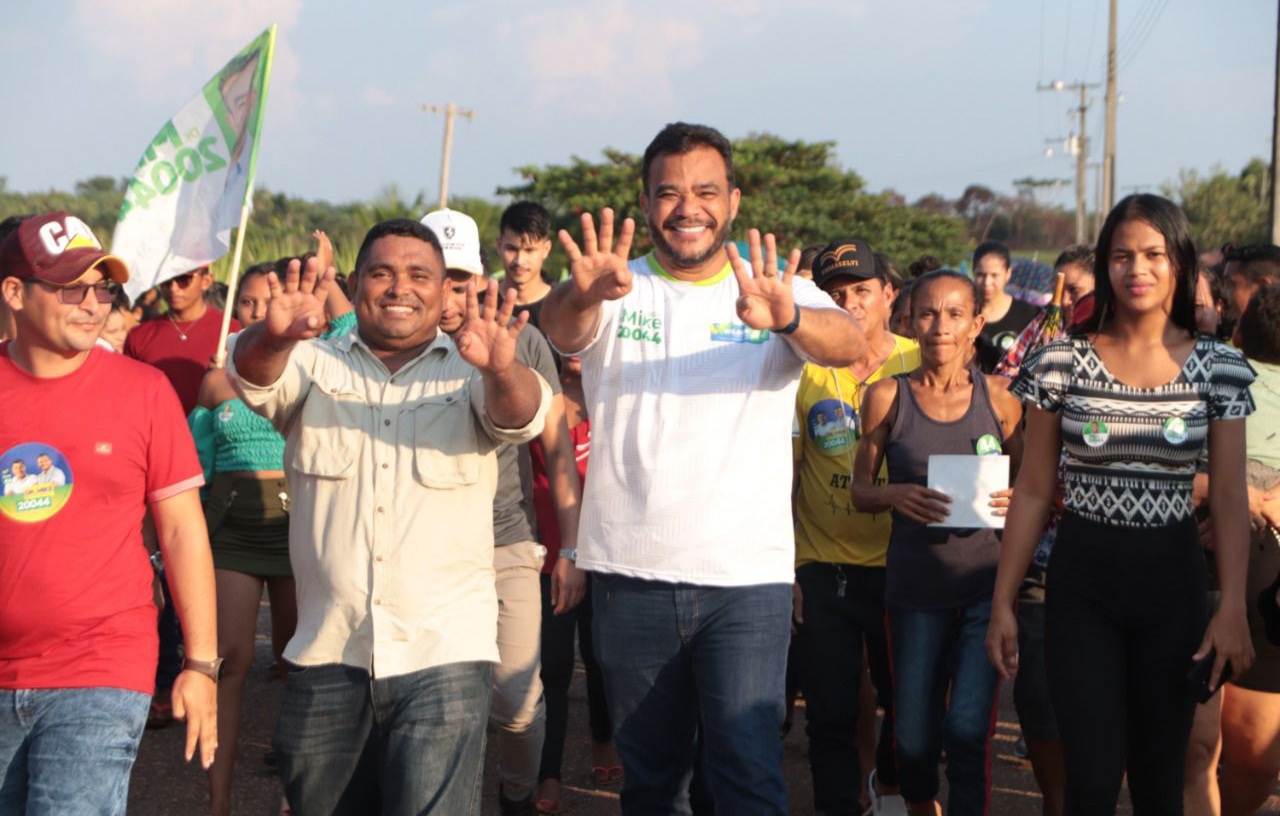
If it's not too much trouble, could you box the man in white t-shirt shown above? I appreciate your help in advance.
[540,121,864,815]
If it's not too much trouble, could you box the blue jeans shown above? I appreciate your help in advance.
[0,687,149,816]
[888,601,1000,816]
[272,661,493,816]
[592,574,791,816]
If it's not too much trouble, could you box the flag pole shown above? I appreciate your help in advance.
[214,196,253,368]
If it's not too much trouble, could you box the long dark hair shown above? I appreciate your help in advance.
[1076,194,1198,335]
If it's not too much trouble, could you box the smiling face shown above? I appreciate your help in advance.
[1107,218,1177,320]
[2,267,113,359]
[641,145,740,278]
[353,235,445,354]
[912,275,984,368]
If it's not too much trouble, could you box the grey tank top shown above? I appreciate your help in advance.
[884,369,1004,610]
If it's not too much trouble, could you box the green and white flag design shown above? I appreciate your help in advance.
[113,25,275,303]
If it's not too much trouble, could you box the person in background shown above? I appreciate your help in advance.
[974,241,1038,373]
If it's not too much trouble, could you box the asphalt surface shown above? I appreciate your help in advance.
[126,596,1279,815]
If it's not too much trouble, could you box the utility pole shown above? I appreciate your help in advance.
[1271,0,1280,242]
[1102,0,1118,214]
[1040,80,1098,243]
[419,102,475,208]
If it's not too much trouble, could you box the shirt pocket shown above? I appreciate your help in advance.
[291,384,365,479]
[411,390,481,488]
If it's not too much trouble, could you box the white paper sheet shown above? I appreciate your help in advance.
[927,454,1010,529]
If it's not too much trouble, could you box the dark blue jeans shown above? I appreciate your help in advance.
[272,661,492,816]
[888,600,1000,816]
[0,687,149,816]
[592,574,791,816]
[795,562,898,816]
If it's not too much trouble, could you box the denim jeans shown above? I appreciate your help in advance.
[272,661,492,816]
[795,563,898,815]
[888,600,1000,816]
[0,687,149,816]
[592,574,791,816]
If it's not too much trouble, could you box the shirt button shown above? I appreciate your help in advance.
[375,555,383,562]
[374,599,382,605]
[384,419,391,426]
[377,506,385,513]
[381,463,389,469]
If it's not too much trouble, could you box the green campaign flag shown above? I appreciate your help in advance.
[112,25,276,303]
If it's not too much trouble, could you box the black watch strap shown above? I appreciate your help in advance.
[774,307,801,335]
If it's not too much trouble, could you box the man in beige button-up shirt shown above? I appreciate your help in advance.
[230,218,550,816]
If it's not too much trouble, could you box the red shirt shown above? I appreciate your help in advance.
[530,418,590,572]
[0,345,204,693]
[124,308,239,416]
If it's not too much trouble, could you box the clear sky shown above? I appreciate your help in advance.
[1,0,1272,212]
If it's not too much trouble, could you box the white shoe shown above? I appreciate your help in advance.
[868,769,908,816]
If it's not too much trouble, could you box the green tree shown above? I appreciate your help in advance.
[1163,158,1270,250]
[500,134,970,272]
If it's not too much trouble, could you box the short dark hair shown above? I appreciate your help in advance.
[1054,244,1095,273]
[874,252,904,289]
[907,254,943,279]
[797,243,825,274]
[354,218,444,275]
[912,268,980,315]
[499,201,552,241]
[1236,283,1280,363]
[0,215,32,280]
[1224,243,1280,286]
[641,122,735,195]
[973,241,1011,270]
[1079,193,1198,335]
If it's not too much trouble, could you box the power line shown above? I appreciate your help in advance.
[1082,0,1104,83]
[1119,0,1172,71]
[1061,0,1075,84]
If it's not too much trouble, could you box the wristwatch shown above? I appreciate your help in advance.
[182,656,225,683]
[560,548,578,564]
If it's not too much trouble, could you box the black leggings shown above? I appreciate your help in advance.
[538,573,613,782]
[1045,512,1208,815]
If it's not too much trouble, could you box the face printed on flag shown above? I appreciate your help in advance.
[111,27,275,304]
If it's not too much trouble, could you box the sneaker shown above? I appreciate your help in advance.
[868,769,908,816]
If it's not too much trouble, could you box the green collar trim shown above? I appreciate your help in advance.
[646,253,732,287]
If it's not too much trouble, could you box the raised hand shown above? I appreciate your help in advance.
[727,229,801,332]
[264,256,334,342]
[454,278,528,373]
[558,209,636,306]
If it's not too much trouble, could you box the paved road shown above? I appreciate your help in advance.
[127,597,1279,815]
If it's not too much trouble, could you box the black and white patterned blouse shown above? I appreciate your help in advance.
[1012,335,1256,528]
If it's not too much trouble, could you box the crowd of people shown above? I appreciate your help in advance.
[1,120,1279,816]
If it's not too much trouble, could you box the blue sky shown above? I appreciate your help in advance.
[1,0,1272,211]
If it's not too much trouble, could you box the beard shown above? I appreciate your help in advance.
[648,213,733,271]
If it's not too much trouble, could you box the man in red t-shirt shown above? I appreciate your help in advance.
[124,264,240,415]
[0,211,219,814]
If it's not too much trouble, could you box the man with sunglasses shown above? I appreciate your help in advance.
[0,211,219,814]
[124,265,240,416]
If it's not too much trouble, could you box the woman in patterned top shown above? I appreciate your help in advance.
[986,194,1256,815]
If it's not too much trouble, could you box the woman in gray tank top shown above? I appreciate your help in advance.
[852,270,1024,816]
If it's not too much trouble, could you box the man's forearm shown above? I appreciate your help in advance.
[232,322,298,387]
[483,363,544,429]
[543,396,583,549]
[152,490,218,661]
[784,307,865,367]
[540,283,602,354]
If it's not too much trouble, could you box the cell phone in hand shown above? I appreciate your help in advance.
[1187,649,1233,704]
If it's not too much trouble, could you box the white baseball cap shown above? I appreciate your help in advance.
[419,209,483,276]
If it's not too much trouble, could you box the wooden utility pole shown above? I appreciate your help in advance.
[1040,80,1098,243]
[1102,0,1118,214]
[419,102,475,208]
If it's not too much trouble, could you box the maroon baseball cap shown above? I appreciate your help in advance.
[0,211,129,285]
